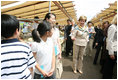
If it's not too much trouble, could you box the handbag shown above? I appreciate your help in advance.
[56,57,63,79]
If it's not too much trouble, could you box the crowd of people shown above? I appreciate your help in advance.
[64,15,117,79]
[1,13,117,79]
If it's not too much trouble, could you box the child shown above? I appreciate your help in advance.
[1,14,36,79]
[31,21,55,79]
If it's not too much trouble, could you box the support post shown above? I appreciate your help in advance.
[49,1,51,13]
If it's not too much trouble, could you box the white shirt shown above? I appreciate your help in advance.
[52,27,60,45]
[106,24,117,55]
[51,27,60,55]
[88,26,95,33]
[30,38,53,74]
[69,25,75,37]
[31,38,53,74]
[88,26,95,39]
[32,21,39,29]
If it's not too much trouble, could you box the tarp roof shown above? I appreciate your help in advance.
[91,1,117,26]
[1,1,77,25]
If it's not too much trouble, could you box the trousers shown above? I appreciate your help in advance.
[85,39,93,56]
[73,44,86,71]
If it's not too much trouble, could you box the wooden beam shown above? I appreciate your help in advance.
[1,1,18,6]
[53,1,71,18]
[10,5,74,16]
[2,1,47,13]
[93,13,116,23]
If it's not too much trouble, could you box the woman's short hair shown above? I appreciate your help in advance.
[1,14,19,38]
[102,21,110,26]
[87,21,94,26]
[78,16,87,22]
[44,13,56,21]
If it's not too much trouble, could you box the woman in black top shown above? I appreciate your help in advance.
[93,24,104,65]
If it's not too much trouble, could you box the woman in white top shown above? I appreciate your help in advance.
[31,21,55,79]
[85,21,95,56]
[103,15,117,79]
[71,16,89,74]
[44,13,62,79]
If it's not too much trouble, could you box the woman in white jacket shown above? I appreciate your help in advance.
[71,16,89,74]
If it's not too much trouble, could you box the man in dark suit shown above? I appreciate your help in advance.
[93,26,99,48]
[64,19,73,57]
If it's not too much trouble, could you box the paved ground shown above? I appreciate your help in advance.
[61,49,103,79]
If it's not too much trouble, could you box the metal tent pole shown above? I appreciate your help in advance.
[58,1,72,19]
[49,1,51,13]
[18,18,43,21]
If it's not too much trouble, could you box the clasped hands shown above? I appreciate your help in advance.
[41,68,54,78]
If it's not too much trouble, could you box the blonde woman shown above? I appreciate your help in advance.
[71,16,89,74]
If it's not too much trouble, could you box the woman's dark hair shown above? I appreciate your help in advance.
[32,29,41,42]
[102,21,110,37]
[103,21,110,26]
[32,21,52,43]
[44,13,56,21]
[1,14,19,38]
[87,21,94,26]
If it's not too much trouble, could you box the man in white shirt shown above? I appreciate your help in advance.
[32,16,39,29]
[103,15,117,79]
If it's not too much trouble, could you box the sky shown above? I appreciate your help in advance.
[73,0,117,21]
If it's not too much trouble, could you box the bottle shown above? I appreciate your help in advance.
[40,65,44,78]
